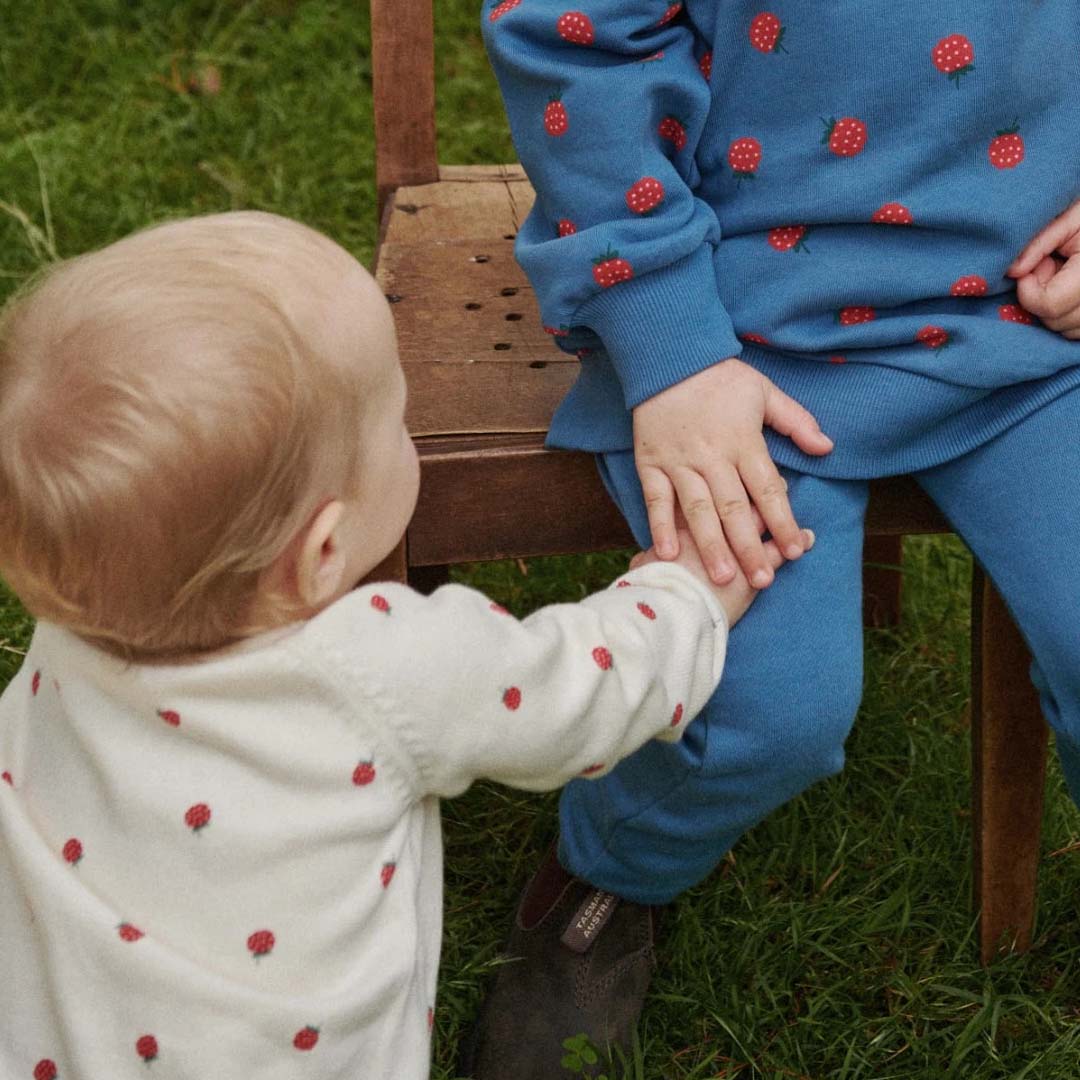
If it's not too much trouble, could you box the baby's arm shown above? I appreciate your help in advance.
[1008,198,1080,338]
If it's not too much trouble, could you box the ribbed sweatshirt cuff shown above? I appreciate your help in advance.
[575,246,743,409]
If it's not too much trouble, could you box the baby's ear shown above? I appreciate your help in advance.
[294,500,348,608]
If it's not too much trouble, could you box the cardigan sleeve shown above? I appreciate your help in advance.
[482,0,743,408]
[351,563,727,799]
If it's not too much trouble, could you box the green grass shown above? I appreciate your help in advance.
[2,3,1080,1077]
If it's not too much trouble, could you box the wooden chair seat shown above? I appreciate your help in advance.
[370,1,1048,964]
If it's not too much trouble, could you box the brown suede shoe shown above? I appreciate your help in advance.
[459,847,655,1079]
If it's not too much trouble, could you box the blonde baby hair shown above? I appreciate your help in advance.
[0,211,384,661]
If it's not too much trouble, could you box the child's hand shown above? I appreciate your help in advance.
[632,358,832,593]
[1007,199,1080,338]
[629,526,815,628]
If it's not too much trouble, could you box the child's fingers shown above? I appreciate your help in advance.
[1017,254,1080,324]
[1008,200,1080,277]
[760,528,815,573]
[637,464,679,560]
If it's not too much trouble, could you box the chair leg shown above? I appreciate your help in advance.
[970,565,1047,964]
[862,535,903,628]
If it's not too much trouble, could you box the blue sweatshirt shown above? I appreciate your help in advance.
[482,1,1080,477]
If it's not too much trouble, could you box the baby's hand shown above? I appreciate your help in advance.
[629,526,814,628]
[1007,199,1080,338]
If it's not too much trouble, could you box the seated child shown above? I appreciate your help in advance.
[0,211,811,1080]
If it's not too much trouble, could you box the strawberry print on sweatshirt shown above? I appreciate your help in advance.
[62,838,82,865]
[488,0,521,21]
[625,177,665,214]
[247,929,275,960]
[728,137,761,180]
[293,1026,320,1051]
[544,97,569,137]
[592,250,633,287]
[557,11,594,44]
[749,12,786,54]
[932,34,974,86]
[135,1035,158,1064]
[989,123,1024,169]
[822,116,867,157]
[33,1061,57,1080]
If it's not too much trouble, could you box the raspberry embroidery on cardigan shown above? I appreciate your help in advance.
[637,602,657,620]
[293,1026,320,1051]
[2,770,12,786]
[502,686,522,710]
[671,703,684,726]
[184,803,211,832]
[157,709,181,727]
[247,929,275,960]
[117,923,144,942]
[352,761,377,786]
[381,862,397,888]
[33,1060,58,1080]
[591,646,613,670]
[62,838,82,865]
[370,594,391,614]
[135,1035,158,1064]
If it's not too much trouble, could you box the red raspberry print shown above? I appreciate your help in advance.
[741,332,771,345]
[184,803,211,832]
[34,1061,58,1080]
[872,203,913,225]
[157,709,181,727]
[31,670,41,696]
[247,929,275,959]
[951,275,988,297]
[544,97,569,137]
[822,117,867,157]
[699,50,712,81]
[637,602,657,620]
[838,306,876,326]
[749,12,786,54]
[592,646,613,670]
[381,862,397,888]
[293,1026,320,1051]
[658,2,682,26]
[659,116,688,152]
[557,11,594,44]
[932,34,975,86]
[62,838,83,865]
[592,250,634,288]
[352,761,376,786]
[999,303,1034,325]
[370,594,391,614]
[117,922,144,942]
[490,602,510,614]
[768,225,809,253]
[616,579,632,588]
[917,325,951,350]
[829,355,847,364]
[728,137,762,180]
[488,0,522,21]
[625,177,664,214]
[989,123,1024,169]
[2,770,12,786]
[135,1035,158,1064]
[581,763,606,775]
[557,219,577,237]
[671,703,684,726]
[502,686,522,710]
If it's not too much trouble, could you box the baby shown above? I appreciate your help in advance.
[0,211,810,1079]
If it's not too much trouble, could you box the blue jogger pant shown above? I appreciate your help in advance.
[559,387,1080,905]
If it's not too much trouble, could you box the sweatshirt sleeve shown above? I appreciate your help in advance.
[482,0,743,408]
[352,563,727,799]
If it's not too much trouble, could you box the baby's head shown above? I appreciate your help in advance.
[0,211,418,660]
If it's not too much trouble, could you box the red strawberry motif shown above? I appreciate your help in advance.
[157,709,181,727]
[768,225,809,253]
[543,325,570,337]
[135,1035,158,1064]
[556,11,594,44]
[557,219,577,237]
[592,646,613,670]
[117,922,144,942]
[488,0,522,21]
[615,579,632,588]
[544,97,569,137]
[932,34,974,86]
[2,770,12,786]
[950,275,988,297]
[625,177,665,214]
[581,763,606,775]
[31,670,41,696]
[999,303,1034,325]
[293,1026,320,1051]
[741,332,771,345]
[749,12,786,54]
[872,203,913,225]
[352,761,376,786]
[490,602,510,614]
[659,116,688,152]
[62,838,83,865]
[699,50,712,81]
[184,803,211,832]
[381,862,397,888]
[829,355,847,364]
[838,306,876,325]
[671,703,684,726]
[657,2,682,25]
[916,325,951,350]
[370,594,391,614]
[592,250,634,288]
[247,929,275,959]
[728,137,762,180]
[637,602,657,620]
[502,686,522,711]
[822,116,867,157]
[989,123,1024,169]
[34,1061,58,1080]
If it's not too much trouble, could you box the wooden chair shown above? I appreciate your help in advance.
[369,0,1048,965]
